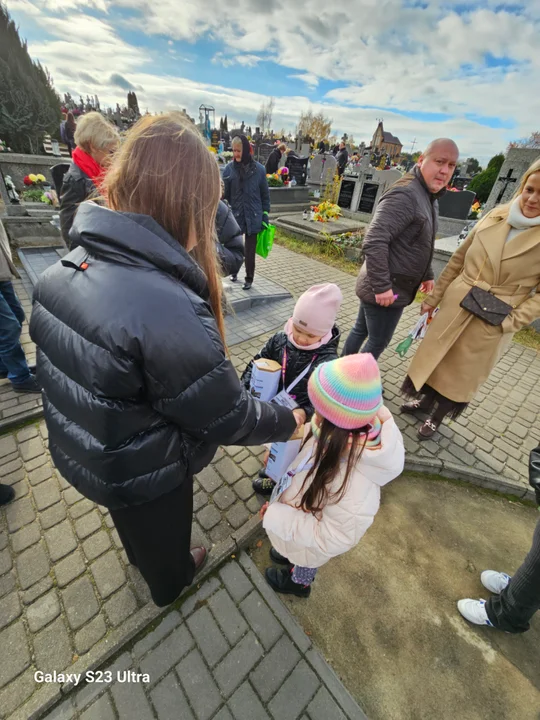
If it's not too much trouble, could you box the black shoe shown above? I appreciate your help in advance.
[252,475,276,496]
[270,547,291,565]
[11,375,41,394]
[0,483,15,507]
[265,567,311,598]
[0,363,36,380]
[258,468,269,479]
[230,275,238,282]
[243,282,253,291]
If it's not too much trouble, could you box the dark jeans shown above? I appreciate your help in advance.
[342,301,404,360]
[243,233,258,283]
[0,281,31,384]
[486,518,540,633]
[110,477,196,607]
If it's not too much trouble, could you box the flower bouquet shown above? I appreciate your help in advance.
[278,166,289,185]
[267,173,284,187]
[311,200,342,222]
[23,173,47,187]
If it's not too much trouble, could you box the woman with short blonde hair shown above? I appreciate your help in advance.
[402,157,540,439]
[30,113,295,607]
[59,112,120,247]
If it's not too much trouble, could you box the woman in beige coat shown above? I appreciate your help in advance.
[402,158,540,439]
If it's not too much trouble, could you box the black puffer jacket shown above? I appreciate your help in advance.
[59,163,96,248]
[241,327,340,420]
[215,200,244,277]
[30,202,295,510]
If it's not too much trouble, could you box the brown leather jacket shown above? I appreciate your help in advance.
[356,166,444,308]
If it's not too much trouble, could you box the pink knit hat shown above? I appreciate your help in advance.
[308,354,383,429]
[291,283,343,337]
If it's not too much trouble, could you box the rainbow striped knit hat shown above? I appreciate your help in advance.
[308,354,383,430]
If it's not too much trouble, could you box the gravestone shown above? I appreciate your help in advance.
[257,143,274,166]
[358,182,379,213]
[308,153,337,186]
[438,189,475,220]
[337,179,356,209]
[485,147,540,212]
[286,155,309,186]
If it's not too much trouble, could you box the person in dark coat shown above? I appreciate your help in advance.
[59,112,119,247]
[223,135,270,290]
[458,443,540,633]
[30,113,298,608]
[241,283,342,495]
[336,141,349,177]
[265,143,287,175]
[215,200,244,277]
[342,138,458,361]
[318,140,326,154]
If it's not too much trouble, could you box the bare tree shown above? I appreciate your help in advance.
[256,96,275,136]
[508,131,540,150]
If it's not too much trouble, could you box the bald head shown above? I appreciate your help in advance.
[417,138,459,193]
[422,138,459,159]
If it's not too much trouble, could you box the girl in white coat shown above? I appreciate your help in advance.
[261,353,404,597]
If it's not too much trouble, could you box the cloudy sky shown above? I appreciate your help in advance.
[6,0,539,162]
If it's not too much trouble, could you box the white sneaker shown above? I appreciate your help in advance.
[481,570,511,594]
[457,598,494,627]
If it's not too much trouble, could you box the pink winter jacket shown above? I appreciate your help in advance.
[263,417,404,568]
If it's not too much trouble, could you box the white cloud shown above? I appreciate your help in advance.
[289,72,319,89]
[7,0,540,161]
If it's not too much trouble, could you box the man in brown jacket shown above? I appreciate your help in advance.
[342,138,459,359]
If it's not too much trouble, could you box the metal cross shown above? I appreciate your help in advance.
[496,168,517,204]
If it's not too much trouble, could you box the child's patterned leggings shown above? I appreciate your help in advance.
[292,566,318,586]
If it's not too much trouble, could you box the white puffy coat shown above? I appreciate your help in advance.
[263,418,404,568]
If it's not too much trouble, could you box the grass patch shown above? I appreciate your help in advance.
[275,228,540,353]
[514,326,540,352]
[274,228,359,276]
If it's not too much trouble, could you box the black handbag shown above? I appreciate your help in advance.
[460,286,512,326]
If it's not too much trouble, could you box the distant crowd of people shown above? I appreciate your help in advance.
[0,112,539,633]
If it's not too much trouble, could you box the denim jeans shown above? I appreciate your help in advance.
[342,301,404,360]
[0,281,31,384]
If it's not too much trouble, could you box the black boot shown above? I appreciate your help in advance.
[252,474,276,496]
[11,375,41,394]
[242,282,253,291]
[230,274,238,282]
[265,567,311,598]
[270,547,291,565]
[0,483,15,507]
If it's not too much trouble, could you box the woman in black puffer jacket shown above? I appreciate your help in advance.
[215,200,244,277]
[30,113,298,607]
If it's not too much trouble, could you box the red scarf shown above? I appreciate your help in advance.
[72,146,106,188]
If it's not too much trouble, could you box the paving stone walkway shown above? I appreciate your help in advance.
[0,242,539,718]
[231,245,539,491]
[40,554,363,720]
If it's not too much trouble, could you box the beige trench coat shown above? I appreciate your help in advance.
[406,206,540,403]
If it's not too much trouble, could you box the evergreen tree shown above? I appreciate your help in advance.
[224,115,228,132]
[0,3,61,153]
[468,153,504,203]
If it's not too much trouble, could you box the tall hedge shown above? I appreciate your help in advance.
[467,153,505,203]
[0,3,61,154]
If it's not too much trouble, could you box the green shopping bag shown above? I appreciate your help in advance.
[256,222,275,259]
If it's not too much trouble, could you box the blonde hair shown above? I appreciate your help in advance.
[74,112,119,154]
[514,158,540,198]
[103,112,226,343]
[278,143,287,152]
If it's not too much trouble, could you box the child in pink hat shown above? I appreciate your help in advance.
[242,283,343,495]
[261,354,404,598]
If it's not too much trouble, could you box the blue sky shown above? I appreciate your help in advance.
[6,0,539,161]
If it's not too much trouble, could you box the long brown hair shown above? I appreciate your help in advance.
[104,112,225,342]
[299,417,369,515]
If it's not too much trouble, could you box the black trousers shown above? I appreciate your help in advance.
[244,233,258,283]
[486,518,540,633]
[110,478,195,608]
[342,301,404,360]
